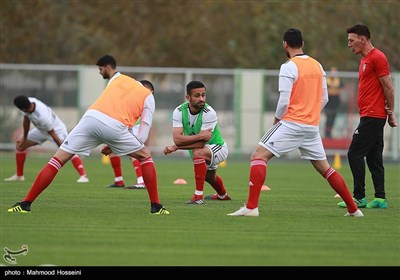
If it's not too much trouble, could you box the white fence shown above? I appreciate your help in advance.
[1,63,399,161]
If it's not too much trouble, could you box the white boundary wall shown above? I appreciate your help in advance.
[1,64,399,161]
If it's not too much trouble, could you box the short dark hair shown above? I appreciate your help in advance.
[140,80,155,92]
[14,95,31,110]
[186,81,206,94]
[96,55,116,68]
[346,23,371,39]
[283,28,303,48]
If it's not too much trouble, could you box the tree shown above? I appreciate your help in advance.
[1,0,399,71]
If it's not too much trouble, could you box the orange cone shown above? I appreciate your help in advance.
[333,153,342,170]
[261,185,271,191]
[101,154,110,165]
[173,178,187,185]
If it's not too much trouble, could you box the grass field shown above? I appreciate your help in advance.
[0,151,399,267]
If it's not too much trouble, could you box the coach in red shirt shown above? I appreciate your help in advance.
[338,23,397,210]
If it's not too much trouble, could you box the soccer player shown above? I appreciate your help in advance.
[228,28,363,217]
[337,23,397,209]
[105,79,155,190]
[7,55,169,215]
[4,95,89,183]
[163,80,231,204]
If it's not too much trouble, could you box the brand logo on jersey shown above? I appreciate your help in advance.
[362,63,366,72]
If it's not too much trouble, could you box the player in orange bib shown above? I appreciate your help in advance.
[228,28,362,218]
[104,79,155,190]
[7,55,169,215]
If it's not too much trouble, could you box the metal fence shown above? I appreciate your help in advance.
[0,63,398,161]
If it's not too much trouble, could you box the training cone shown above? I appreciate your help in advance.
[173,178,187,185]
[261,185,271,191]
[333,153,342,170]
[101,154,110,165]
[219,160,227,167]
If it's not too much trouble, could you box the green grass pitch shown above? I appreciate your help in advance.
[0,151,399,266]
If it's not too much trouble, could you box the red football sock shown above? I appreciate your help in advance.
[16,149,27,176]
[23,157,63,203]
[71,155,86,176]
[210,175,227,196]
[324,167,357,213]
[193,157,207,194]
[110,155,123,185]
[246,159,267,209]
[131,158,142,177]
[140,157,159,204]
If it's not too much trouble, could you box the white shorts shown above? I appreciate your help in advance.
[259,121,326,160]
[28,127,68,146]
[60,115,144,157]
[206,143,228,170]
[131,124,139,135]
